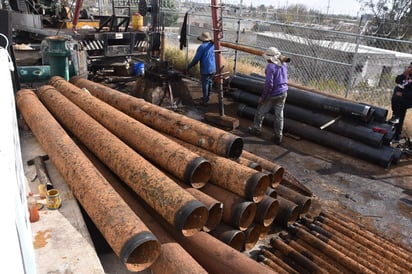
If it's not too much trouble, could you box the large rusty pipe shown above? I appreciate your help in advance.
[322,211,412,261]
[308,220,407,273]
[49,76,211,189]
[260,249,299,274]
[254,195,279,227]
[243,224,261,251]
[276,184,311,216]
[70,76,244,158]
[316,213,412,270]
[36,85,208,236]
[168,136,269,203]
[82,145,207,274]
[15,89,161,271]
[208,222,245,251]
[145,202,273,274]
[270,237,327,274]
[275,196,300,226]
[240,150,284,187]
[175,181,223,232]
[266,187,277,198]
[288,224,375,274]
[200,183,257,231]
[236,157,263,171]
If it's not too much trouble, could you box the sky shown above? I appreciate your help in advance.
[251,0,363,17]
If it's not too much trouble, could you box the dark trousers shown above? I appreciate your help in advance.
[391,91,412,138]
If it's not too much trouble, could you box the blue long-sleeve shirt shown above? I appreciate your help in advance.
[188,41,216,75]
[262,62,288,100]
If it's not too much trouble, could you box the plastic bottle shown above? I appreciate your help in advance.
[28,192,40,223]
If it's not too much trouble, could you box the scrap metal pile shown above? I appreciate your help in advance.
[230,73,402,168]
[15,77,412,273]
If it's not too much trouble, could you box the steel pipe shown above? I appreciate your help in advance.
[275,196,300,226]
[236,157,263,171]
[83,147,207,273]
[49,76,212,188]
[265,187,277,198]
[288,224,375,274]
[237,104,400,168]
[36,85,208,236]
[275,185,311,216]
[254,195,279,227]
[243,224,261,251]
[270,237,327,274]
[231,74,374,122]
[260,249,299,274]
[168,136,269,203]
[240,150,284,187]
[15,89,161,271]
[70,76,244,158]
[176,182,223,232]
[200,183,257,231]
[209,222,245,251]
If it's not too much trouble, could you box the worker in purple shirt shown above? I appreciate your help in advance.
[248,47,289,145]
[187,31,216,104]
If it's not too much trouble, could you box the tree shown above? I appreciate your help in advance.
[361,0,412,39]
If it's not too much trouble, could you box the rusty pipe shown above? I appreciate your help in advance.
[275,196,300,226]
[240,150,284,187]
[175,182,223,232]
[308,220,407,273]
[258,255,291,274]
[36,85,208,236]
[243,224,261,251]
[280,236,345,274]
[15,89,161,271]
[168,136,269,203]
[255,195,279,227]
[236,157,262,171]
[209,222,245,251]
[49,76,211,189]
[322,211,412,262]
[70,76,244,158]
[266,187,277,198]
[276,184,312,216]
[221,41,264,56]
[82,145,207,274]
[200,183,256,231]
[316,213,412,270]
[260,249,299,274]
[270,237,327,274]
[288,224,375,274]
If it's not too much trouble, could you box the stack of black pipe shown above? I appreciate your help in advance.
[229,73,402,168]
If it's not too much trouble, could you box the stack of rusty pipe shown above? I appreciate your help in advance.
[17,76,315,272]
[257,211,412,273]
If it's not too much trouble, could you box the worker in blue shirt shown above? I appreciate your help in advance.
[248,47,289,145]
[187,31,216,104]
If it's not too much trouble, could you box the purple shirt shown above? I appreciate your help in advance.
[262,62,288,100]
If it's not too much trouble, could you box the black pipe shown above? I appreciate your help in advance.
[237,104,400,168]
[230,74,374,122]
[231,89,385,147]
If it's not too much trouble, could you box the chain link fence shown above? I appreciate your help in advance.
[164,10,412,112]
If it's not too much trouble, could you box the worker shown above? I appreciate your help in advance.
[248,47,289,145]
[186,31,216,104]
[388,62,412,141]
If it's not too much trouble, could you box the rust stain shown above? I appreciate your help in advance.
[33,229,52,249]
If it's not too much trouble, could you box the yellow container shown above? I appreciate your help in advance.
[131,13,143,31]
[46,189,62,209]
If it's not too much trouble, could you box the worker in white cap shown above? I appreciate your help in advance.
[248,47,289,145]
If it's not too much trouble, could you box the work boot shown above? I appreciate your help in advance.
[272,136,282,145]
[248,126,261,136]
